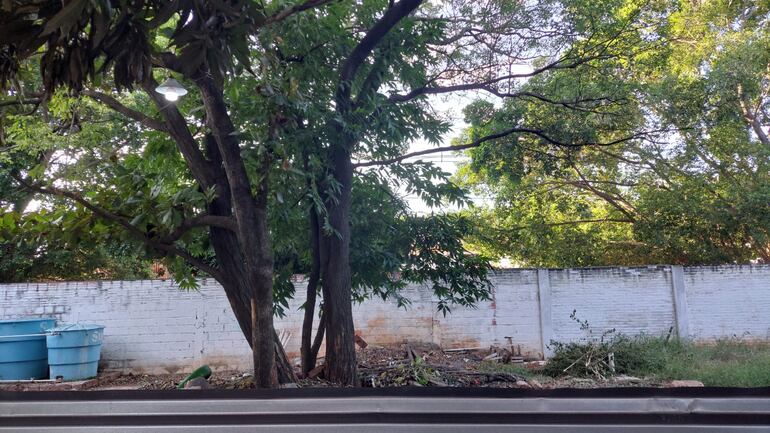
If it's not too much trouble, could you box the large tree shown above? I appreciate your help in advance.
[456,0,770,266]
[286,0,668,381]
[0,0,342,387]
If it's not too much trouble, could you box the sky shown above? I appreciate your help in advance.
[395,63,534,214]
[400,94,478,214]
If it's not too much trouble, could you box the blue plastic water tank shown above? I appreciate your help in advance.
[0,317,57,380]
[46,324,105,381]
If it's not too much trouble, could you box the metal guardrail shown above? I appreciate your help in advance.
[1,387,769,432]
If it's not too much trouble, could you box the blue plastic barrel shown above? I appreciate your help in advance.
[0,317,57,380]
[46,324,105,381]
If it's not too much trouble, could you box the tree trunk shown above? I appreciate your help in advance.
[197,74,279,388]
[274,331,297,382]
[249,182,278,388]
[214,266,296,384]
[311,309,326,362]
[320,143,358,386]
[300,205,323,375]
[204,139,296,386]
[251,288,277,387]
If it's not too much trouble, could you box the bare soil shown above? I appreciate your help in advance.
[0,344,670,391]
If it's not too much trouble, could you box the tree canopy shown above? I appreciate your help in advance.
[457,0,770,266]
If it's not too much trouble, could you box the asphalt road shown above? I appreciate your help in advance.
[2,387,769,432]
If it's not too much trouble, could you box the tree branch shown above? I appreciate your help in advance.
[12,175,227,282]
[0,98,42,108]
[490,218,634,232]
[571,164,637,220]
[140,78,216,189]
[355,127,523,167]
[14,177,143,237]
[388,53,609,103]
[737,83,770,145]
[82,89,168,132]
[194,71,274,280]
[158,214,237,243]
[150,243,227,284]
[353,53,390,109]
[337,0,423,106]
[542,179,638,188]
[354,127,666,168]
[264,0,335,25]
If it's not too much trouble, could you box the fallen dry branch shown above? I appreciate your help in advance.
[441,370,526,383]
[359,363,526,387]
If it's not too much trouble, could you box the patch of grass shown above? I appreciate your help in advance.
[477,361,534,378]
[477,361,553,384]
[544,335,770,387]
[653,339,770,387]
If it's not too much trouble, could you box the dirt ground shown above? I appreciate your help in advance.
[0,343,671,391]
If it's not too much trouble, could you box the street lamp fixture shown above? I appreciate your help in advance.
[155,78,187,102]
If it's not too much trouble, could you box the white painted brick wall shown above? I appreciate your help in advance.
[1,265,768,373]
[684,265,770,341]
[432,269,542,357]
[549,266,677,343]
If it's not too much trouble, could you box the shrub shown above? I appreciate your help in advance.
[543,310,677,379]
[543,326,770,386]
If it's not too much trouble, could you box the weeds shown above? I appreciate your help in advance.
[542,310,653,379]
[542,311,770,386]
[369,355,442,387]
[477,362,533,378]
